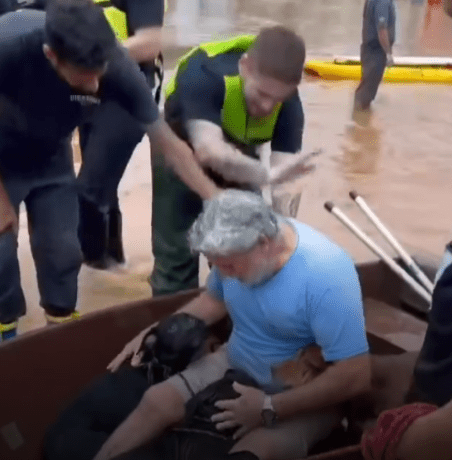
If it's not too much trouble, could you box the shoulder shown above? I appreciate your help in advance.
[179,51,225,93]
[0,28,41,68]
[119,0,165,30]
[291,220,358,285]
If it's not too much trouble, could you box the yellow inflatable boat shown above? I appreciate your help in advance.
[305,56,452,84]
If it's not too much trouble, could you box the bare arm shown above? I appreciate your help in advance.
[269,150,318,184]
[123,26,162,63]
[147,119,220,199]
[107,291,228,372]
[396,400,452,460]
[187,120,269,186]
[187,120,317,188]
[93,379,186,460]
[378,26,392,56]
[97,292,228,459]
[272,354,371,419]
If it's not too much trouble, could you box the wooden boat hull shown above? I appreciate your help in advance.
[304,60,452,84]
[0,256,437,460]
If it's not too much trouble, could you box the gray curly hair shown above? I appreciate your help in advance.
[188,190,281,256]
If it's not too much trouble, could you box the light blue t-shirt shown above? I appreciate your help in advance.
[206,219,369,392]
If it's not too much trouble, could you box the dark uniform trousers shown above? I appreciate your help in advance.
[0,141,82,323]
[77,64,157,267]
[77,100,146,265]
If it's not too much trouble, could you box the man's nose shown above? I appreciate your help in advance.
[84,77,99,94]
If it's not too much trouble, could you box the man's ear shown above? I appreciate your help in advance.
[239,53,253,78]
[43,44,58,65]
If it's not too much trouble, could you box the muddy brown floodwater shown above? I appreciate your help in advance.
[17,0,452,334]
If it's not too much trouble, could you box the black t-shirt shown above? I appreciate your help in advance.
[112,0,164,85]
[0,0,15,14]
[0,12,159,168]
[165,49,304,154]
[3,0,165,86]
[2,0,165,29]
[112,0,164,35]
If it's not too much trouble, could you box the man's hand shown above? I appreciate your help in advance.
[212,382,265,440]
[107,324,157,372]
[386,54,394,67]
[0,202,18,237]
[269,150,321,186]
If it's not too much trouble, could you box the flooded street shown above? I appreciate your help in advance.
[18,0,452,333]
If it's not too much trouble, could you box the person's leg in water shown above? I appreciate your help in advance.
[353,44,387,124]
[77,100,145,269]
[149,150,203,296]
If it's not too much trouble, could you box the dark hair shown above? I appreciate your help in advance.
[45,0,117,69]
[248,26,306,85]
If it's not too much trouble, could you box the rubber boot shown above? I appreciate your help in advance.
[107,207,125,265]
[0,321,18,342]
[78,195,112,269]
[45,310,81,327]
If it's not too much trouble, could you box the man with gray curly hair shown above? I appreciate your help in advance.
[100,190,371,460]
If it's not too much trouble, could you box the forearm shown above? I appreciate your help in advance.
[397,401,452,460]
[199,142,269,186]
[187,119,268,186]
[377,27,392,55]
[272,359,371,419]
[93,396,168,460]
[134,293,226,349]
[123,27,162,63]
[177,294,228,326]
[148,120,219,199]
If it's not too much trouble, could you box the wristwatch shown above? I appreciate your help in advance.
[261,395,278,428]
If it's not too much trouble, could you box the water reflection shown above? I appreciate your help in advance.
[164,0,450,57]
[342,115,383,178]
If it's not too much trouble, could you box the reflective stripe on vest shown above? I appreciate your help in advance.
[166,35,281,145]
[94,0,128,42]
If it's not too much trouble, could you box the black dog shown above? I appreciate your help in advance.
[44,313,208,460]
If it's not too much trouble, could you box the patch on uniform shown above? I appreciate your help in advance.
[70,95,101,106]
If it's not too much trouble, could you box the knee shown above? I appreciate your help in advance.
[230,429,274,460]
[33,230,82,271]
[141,381,186,426]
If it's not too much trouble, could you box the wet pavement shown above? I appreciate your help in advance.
[17,0,452,333]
